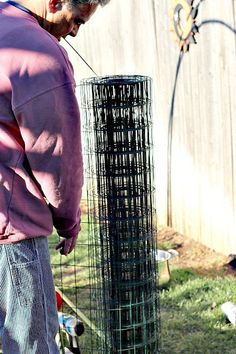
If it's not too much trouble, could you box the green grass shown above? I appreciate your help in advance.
[49,219,92,287]
[49,224,236,353]
[160,269,236,354]
[158,240,178,251]
[49,218,103,353]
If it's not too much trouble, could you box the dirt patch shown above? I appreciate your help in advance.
[157,227,236,277]
[81,197,236,278]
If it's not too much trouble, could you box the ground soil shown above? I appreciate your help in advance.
[157,226,236,277]
[81,199,236,278]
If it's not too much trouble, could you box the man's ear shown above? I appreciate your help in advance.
[48,0,63,13]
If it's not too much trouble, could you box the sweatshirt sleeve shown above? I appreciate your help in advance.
[14,83,84,239]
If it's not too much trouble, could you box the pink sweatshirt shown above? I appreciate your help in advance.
[0,2,83,243]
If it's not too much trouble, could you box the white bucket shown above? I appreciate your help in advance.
[155,249,178,286]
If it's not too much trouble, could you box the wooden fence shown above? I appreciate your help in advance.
[64,0,236,255]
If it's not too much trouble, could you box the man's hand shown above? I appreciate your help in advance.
[55,235,78,256]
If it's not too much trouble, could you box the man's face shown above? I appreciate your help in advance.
[49,2,98,41]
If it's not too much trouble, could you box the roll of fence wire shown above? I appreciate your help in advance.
[80,75,160,353]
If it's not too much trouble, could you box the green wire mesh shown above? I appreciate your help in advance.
[79,75,160,353]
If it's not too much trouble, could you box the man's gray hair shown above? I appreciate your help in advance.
[68,0,110,6]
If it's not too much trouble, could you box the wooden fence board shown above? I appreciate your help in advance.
[64,0,236,255]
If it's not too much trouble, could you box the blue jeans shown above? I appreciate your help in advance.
[0,237,59,354]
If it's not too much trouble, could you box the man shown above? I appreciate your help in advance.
[0,0,110,352]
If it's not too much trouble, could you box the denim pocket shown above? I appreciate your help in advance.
[6,239,42,307]
[11,260,41,307]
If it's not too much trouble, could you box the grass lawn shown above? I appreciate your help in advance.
[0,224,235,354]
[49,218,104,353]
[48,220,236,354]
[160,266,236,353]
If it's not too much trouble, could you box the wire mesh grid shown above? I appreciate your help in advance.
[78,75,161,353]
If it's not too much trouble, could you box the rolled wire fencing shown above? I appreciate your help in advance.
[79,75,160,353]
